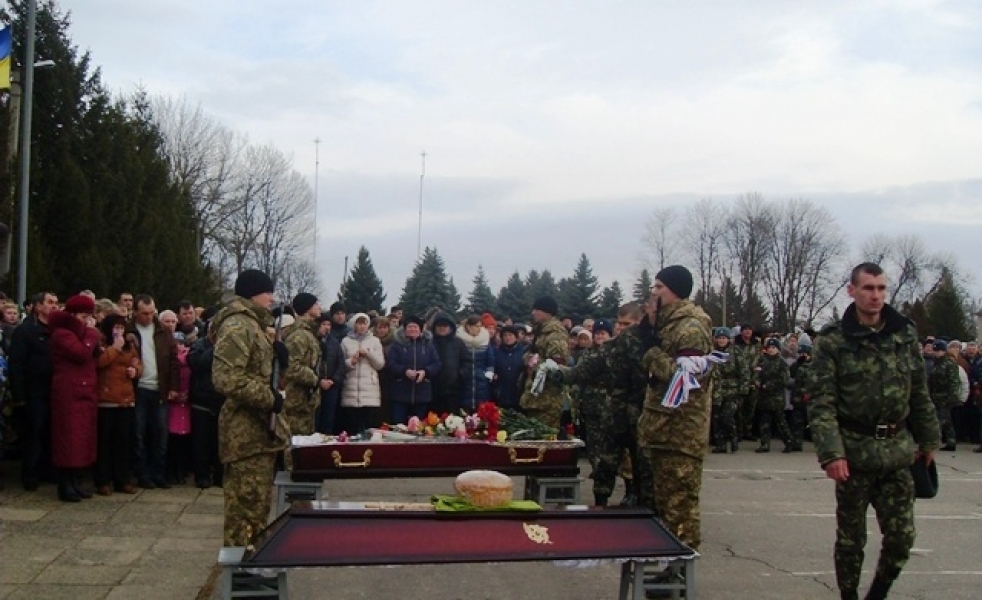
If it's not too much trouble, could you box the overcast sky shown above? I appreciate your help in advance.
[66,1,982,305]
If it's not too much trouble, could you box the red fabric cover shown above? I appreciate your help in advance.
[49,311,101,468]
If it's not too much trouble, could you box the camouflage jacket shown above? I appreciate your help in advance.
[928,355,960,409]
[638,300,713,458]
[710,343,745,405]
[757,353,790,411]
[283,316,322,400]
[562,324,647,407]
[789,357,815,406]
[808,303,939,472]
[212,297,288,463]
[731,337,761,395]
[520,317,571,410]
[567,345,610,414]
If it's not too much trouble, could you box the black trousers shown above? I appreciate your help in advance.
[338,406,381,435]
[95,407,134,487]
[191,407,223,484]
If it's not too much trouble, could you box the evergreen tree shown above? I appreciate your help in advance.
[526,269,559,303]
[596,281,624,319]
[466,265,497,315]
[341,246,386,314]
[698,277,741,328]
[558,254,599,319]
[923,270,972,340]
[398,247,456,318]
[633,269,653,304]
[497,271,529,321]
[447,277,462,317]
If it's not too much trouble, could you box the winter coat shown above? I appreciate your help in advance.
[169,346,192,435]
[282,316,322,434]
[96,337,142,406]
[318,334,346,386]
[125,317,180,402]
[387,335,441,405]
[757,353,790,411]
[48,311,101,468]
[340,322,385,408]
[8,315,53,405]
[457,327,495,410]
[519,317,570,412]
[187,336,225,415]
[212,297,289,463]
[430,312,468,410]
[493,342,526,408]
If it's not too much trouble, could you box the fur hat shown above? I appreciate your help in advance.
[64,294,96,315]
[655,265,694,300]
[234,269,274,299]
[292,292,318,316]
[532,296,559,316]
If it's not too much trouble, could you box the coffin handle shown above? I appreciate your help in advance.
[332,449,373,468]
[508,447,546,464]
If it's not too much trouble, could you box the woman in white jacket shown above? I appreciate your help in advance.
[339,313,385,434]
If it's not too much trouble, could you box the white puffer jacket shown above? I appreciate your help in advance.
[340,318,385,408]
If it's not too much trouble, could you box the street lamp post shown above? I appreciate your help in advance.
[15,0,37,305]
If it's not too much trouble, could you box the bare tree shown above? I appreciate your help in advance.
[859,233,945,306]
[682,198,727,298]
[723,193,777,324]
[278,259,323,301]
[640,206,678,273]
[762,199,848,330]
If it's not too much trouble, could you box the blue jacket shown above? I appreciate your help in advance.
[493,342,526,408]
[457,328,495,411]
[386,336,441,405]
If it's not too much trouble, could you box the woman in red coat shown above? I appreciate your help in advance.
[49,294,102,502]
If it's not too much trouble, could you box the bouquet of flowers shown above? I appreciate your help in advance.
[382,401,506,441]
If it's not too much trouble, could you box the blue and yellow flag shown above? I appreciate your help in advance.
[0,26,10,90]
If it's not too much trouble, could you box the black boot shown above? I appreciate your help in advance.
[864,576,893,600]
[840,589,859,600]
[58,472,81,503]
[594,494,609,507]
[72,470,93,499]
[711,444,727,454]
[755,445,770,453]
[731,438,739,452]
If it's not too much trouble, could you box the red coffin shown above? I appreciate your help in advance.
[290,440,582,481]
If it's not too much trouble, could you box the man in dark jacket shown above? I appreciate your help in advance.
[127,295,180,489]
[328,302,349,342]
[316,316,346,435]
[9,292,58,490]
[429,311,468,415]
[188,321,225,489]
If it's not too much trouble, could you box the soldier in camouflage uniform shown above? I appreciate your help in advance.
[281,293,324,436]
[756,338,793,453]
[555,302,654,509]
[809,263,939,600]
[519,296,570,429]
[637,266,713,551]
[732,324,761,440]
[927,340,959,451]
[787,342,814,451]
[710,327,745,454]
[212,270,290,547]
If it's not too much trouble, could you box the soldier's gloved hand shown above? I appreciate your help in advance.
[271,389,285,413]
[272,340,290,369]
[547,369,565,384]
[647,373,660,388]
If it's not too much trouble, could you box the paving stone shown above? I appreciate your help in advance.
[53,547,143,567]
[5,584,112,600]
[113,501,185,515]
[33,565,130,586]
[40,509,113,524]
[0,583,16,599]
[153,537,223,552]
[0,507,49,522]
[105,584,201,600]
[0,562,46,585]
[122,564,214,587]
[182,502,224,514]
[176,512,224,527]
[133,489,201,504]
[79,536,155,553]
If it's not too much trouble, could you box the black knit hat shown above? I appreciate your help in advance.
[593,319,614,337]
[765,338,781,349]
[329,302,346,316]
[655,265,693,300]
[292,292,318,316]
[234,269,274,299]
[532,296,559,315]
[403,314,425,330]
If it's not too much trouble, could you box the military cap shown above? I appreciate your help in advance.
[765,338,781,349]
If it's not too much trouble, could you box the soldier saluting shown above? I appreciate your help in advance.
[808,262,939,600]
[212,269,290,547]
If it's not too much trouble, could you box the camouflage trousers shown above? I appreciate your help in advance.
[834,466,915,594]
[787,403,808,447]
[711,397,740,449]
[935,406,955,446]
[284,390,317,437]
[757,408,791,449]
[223,452,276,547]
[646,449,704,551]
[578,397,614,499]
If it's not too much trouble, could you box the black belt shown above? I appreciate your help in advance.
[838,417,906,440]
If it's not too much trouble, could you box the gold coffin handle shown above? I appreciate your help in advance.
[331,449,373,468]
[508,447,546,464]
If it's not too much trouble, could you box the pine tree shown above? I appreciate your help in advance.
[398,247,456,318]
[633,269,653,304]
[446,277,462,317]
[558,254,599,319]
[341,246,386,314]
[923,270,972,340]
[466,265,497,315]
[526,269,559,303]
[497,271,529,321]
[596,281,624,319]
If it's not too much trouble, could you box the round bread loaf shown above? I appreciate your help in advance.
[454,470,513,507]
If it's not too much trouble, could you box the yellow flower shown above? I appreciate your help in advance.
[426,412,440,426]
[496,430,508,442]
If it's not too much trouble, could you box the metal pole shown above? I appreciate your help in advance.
[313,137,320,263]
[16,0,37,305]
[417,151,425,259]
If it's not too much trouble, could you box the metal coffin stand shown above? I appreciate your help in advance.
[219,504,697,600]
